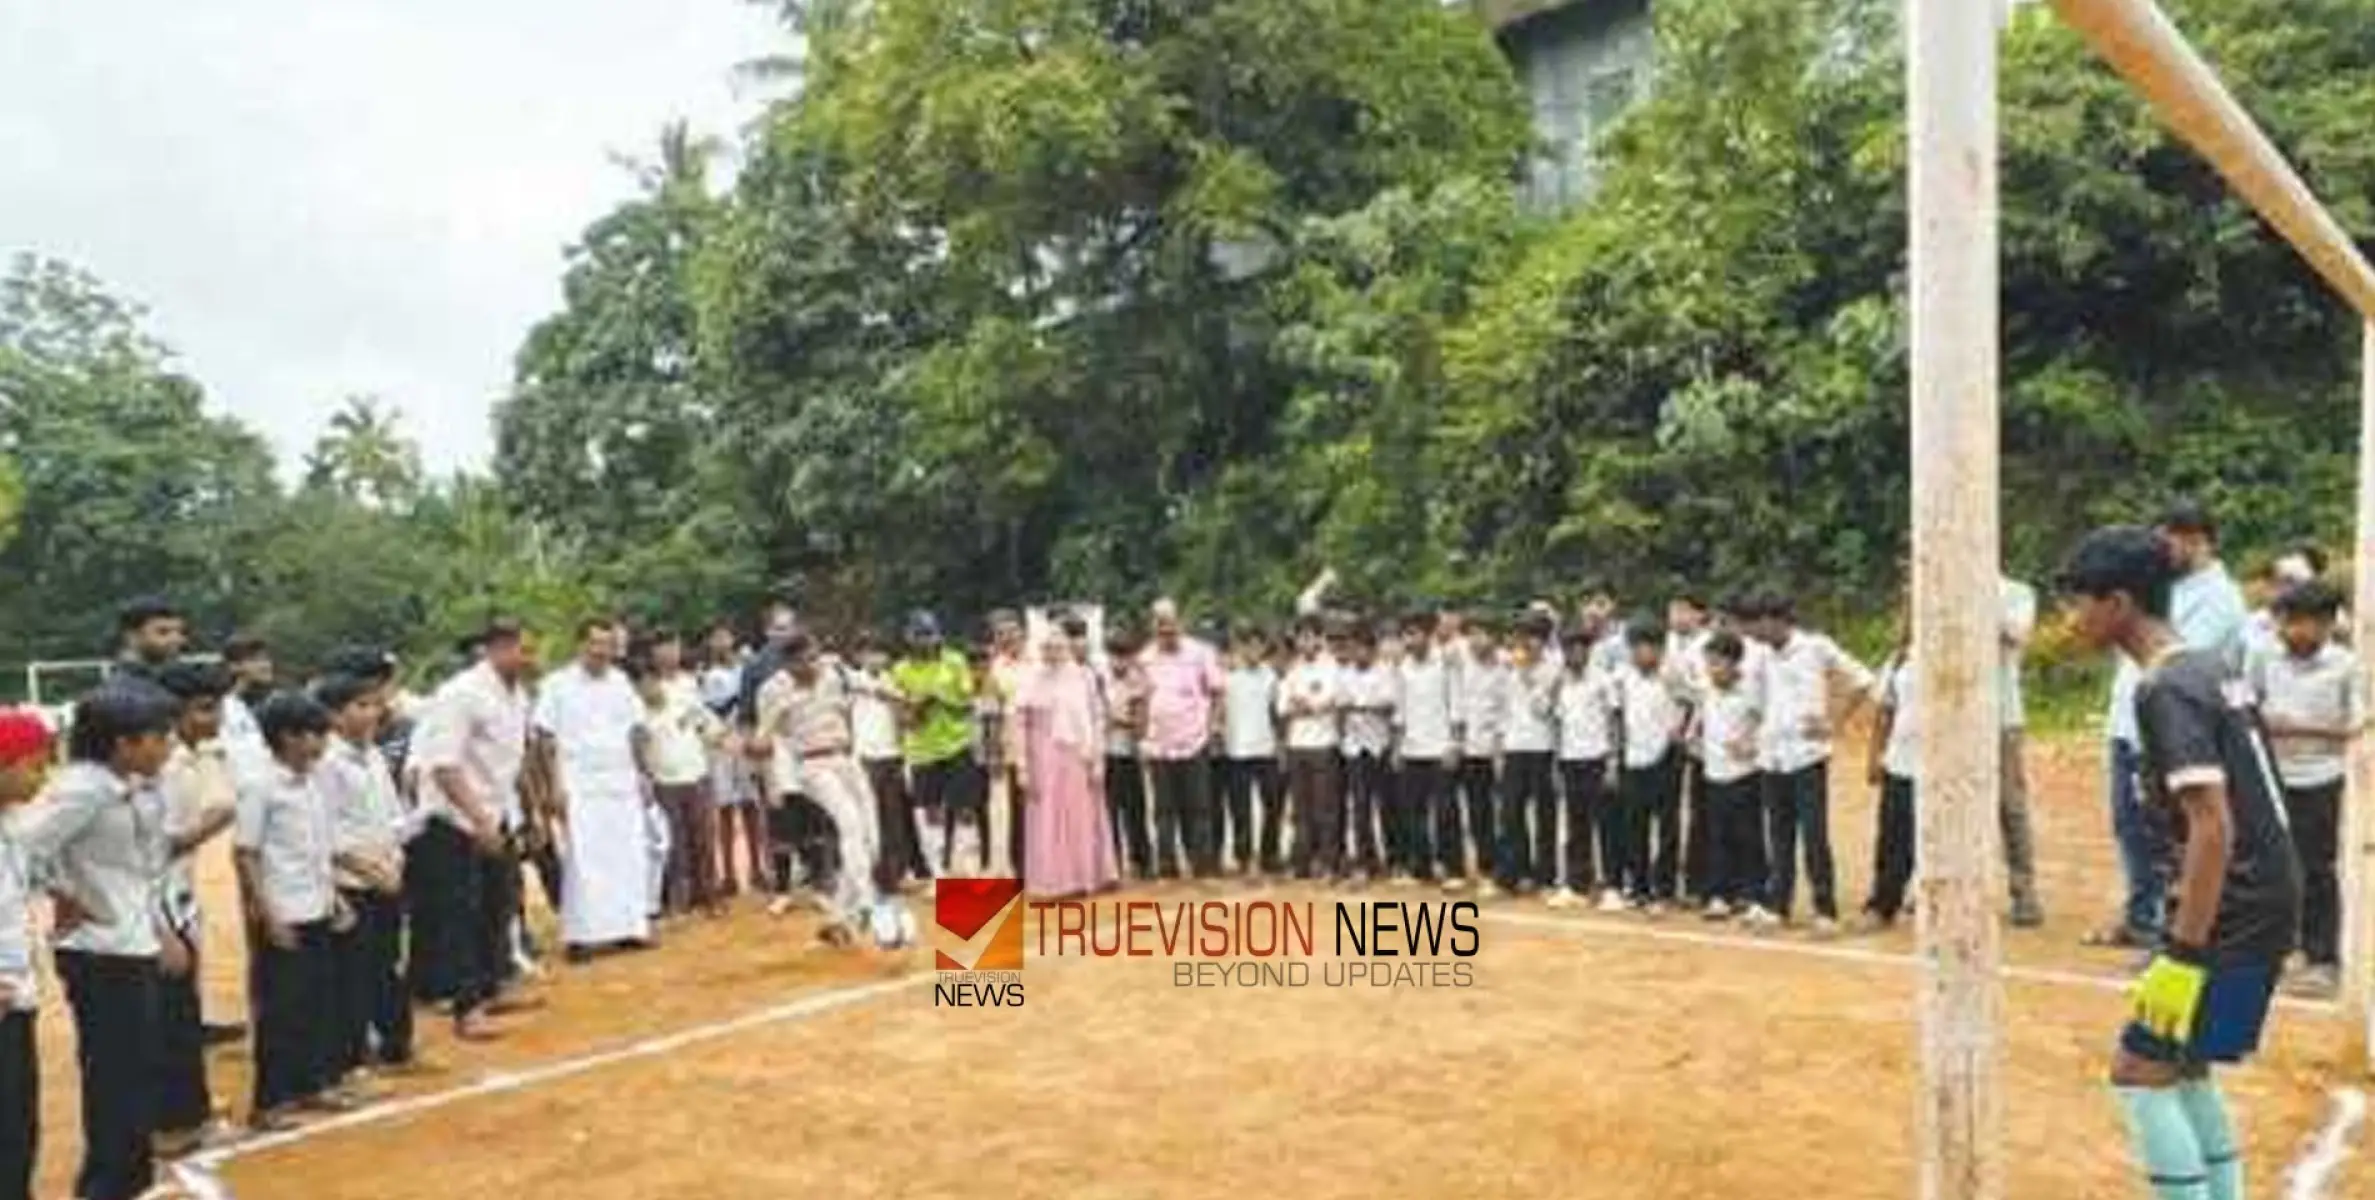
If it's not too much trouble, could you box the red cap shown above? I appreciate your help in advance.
[0,708,54,767]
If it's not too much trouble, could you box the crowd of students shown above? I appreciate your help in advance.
[0,499,2356,1200]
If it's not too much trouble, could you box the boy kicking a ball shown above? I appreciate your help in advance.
[2062,527,2301,1200]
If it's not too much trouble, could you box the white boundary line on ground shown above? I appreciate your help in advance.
[183,972,933,1174]
[2284,1087,2366,1200]
[1480,909,2339,1016]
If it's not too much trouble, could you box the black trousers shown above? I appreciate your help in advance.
[1765,762,1840,920]
[1452,758,1498,882]
[1216,757,1280,873]
[1621,751,1683,901]
[488,840,528,983]
[2287,779,2343,965]
[1346,751,1391,876]
[1104,756,1152,879]
[337,889,414,1072]
[1680,756,1710,899]
[1,1010,37,1200]
[768,794,839,895]
[1866,775,1917,922]
[914,757,991,873]
[1395,759,1447,879]
[1499,752,1556,888]
[409,821,496,1016]
[1149,758,1219,878]
[152,937,212,1135]
[1285,750,1343,878]
[1704,774,1767,907]
[864,758,929,888]
[1558,758,1609,893]
[56,950,158,1200]
[252,920,339,1113]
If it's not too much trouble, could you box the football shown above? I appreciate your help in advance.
[871,899,919,951]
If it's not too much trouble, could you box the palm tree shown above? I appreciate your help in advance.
[303,394,422,510]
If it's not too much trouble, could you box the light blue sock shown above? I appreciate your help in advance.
[2175,1078,2243,1200]
[2116,1086,2211,1199]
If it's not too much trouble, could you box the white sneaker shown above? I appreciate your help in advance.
[1546,887,1578,910]
[1596,889,1627,914]
[1441,877,1470,893]
[766,895,797,918]
[1741,905,1779,930]
[1703,899,1731,920]
[1476,881,1503,900]
[1809,916,1840,939]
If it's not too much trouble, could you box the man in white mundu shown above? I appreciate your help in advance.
[532,619,652,956]
[755,633,881,946]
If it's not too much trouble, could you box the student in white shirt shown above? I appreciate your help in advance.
[409,619,535,1042]
[2249,581,2359,993]
[0,709,55,1200]
[1748,593,1877,935]
[316,674,416,1082]
[1449,619,1507,894]
[1692,632,1768,922]
[1215,627,1280,877]
[12,686,177,1199]
[1340,626,1400,885]
[150,663,241,1155]
[753,634,887,945]
[850,633,928,892]
[1664,593,1716,903]
[1551,629,1615,910]
[1395,612,1457,885]
[1102,626,1157,881]
[1498,614,1560,895]
[636,631,730,914]
[1615,625,1689,909]
[237,692,354,1131]
[1861,634,1920,931]
[1277,618,1346,882]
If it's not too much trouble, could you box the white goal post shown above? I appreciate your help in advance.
[1910,0,2375,1196]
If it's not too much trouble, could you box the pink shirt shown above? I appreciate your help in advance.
[1139,638,1223,760]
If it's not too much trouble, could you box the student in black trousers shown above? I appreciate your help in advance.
[152,662,242,1154]
[239,693,352,1129]
[12,686,181,1200]
[0,997,31,1200]
[0,707,56,1200]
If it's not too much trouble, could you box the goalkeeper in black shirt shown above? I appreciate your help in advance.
[2060,526,2303,1200]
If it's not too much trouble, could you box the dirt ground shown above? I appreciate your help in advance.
[23,734,2375,1198]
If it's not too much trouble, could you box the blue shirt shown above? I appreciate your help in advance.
[2108,561,2247,744]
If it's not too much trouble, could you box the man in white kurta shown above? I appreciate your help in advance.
[533,623,651,953]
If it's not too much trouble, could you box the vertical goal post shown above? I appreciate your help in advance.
[1910,0,2375,1196]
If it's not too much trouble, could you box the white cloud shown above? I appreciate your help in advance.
[0,0,781,473]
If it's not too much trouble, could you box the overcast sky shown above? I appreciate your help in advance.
[0,1,782,474]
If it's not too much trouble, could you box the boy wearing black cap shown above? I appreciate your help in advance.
[2062,525,2300,1200]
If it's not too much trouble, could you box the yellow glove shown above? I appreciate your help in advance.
[2129,949,2209,1042]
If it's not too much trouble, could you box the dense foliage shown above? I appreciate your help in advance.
[7,0,2372,694]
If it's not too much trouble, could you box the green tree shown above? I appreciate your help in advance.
[303,394,423,510]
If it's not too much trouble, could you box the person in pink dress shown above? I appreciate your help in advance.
[1018,613,1120,898]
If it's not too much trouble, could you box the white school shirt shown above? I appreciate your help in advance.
[2249,641,2360,788]
[0,835,35,1009]
[235,761,336,926]
[1340,664,1399,757]
[1555,669,1615,762]
[1999,578,2035,731]
[1457,658,1508,758]
[1757,631,1876,776]
[157,740,235,932]
[1697,682,1763,784]
[646,674,723,784]
[1615,666,1687,769]
[414,662,530,830]
[1880,657,1920,781]
[849,671,903,763]
[1499,659,1559,755]
[1223,665,1279,759]
[9,763,168,958]
[534,663,645,784]
[317,737,409,889]
[1395,654,1455,761]
[1664,629,1712,704]
[1277,658,1344,751]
